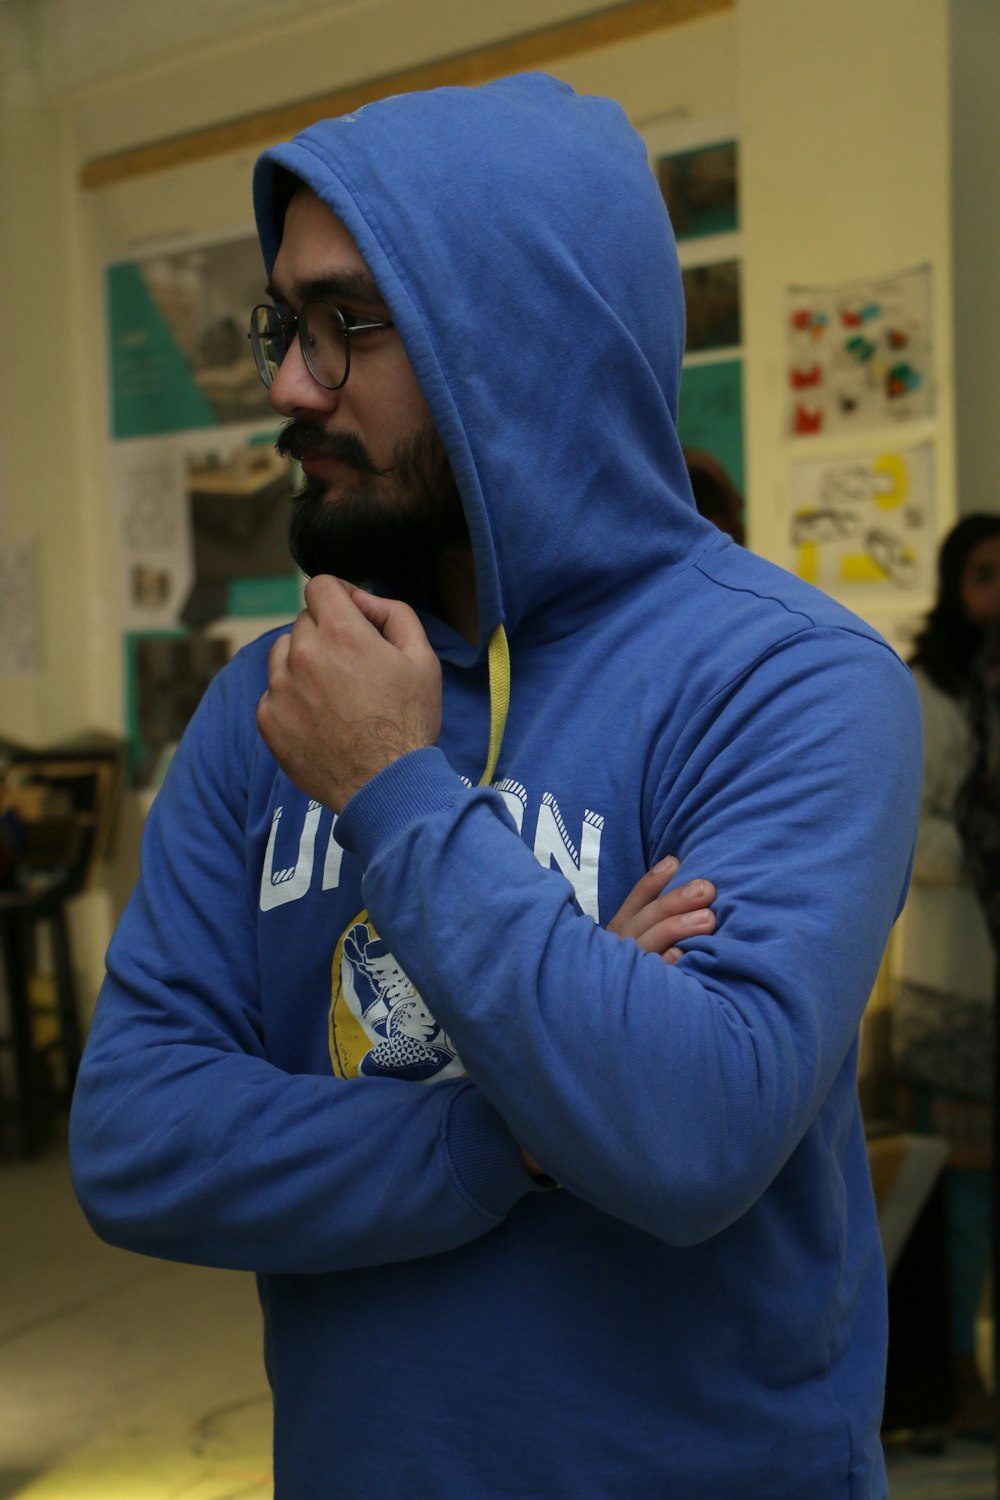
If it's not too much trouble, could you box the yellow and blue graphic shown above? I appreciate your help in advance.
[329,912,464,1083]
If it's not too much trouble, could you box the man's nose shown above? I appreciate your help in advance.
[268,338,340,419]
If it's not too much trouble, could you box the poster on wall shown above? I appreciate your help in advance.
[785,266,933,438]
[656,139,739,242]
[789,442,934,595]
[107,232,301,785]
[677,358,745,497]
[108,233,273,439]
[115,420,302,788]
[681,261,741,354]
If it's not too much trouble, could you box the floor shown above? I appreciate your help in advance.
[0,1145,272,1499]
[0,1145,995,1499]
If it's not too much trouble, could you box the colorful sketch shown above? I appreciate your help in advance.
[789,443,934,594]
[786,267,933,437]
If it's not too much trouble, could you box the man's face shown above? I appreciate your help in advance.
[267,187,465,582]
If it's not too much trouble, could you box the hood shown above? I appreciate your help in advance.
[253,71,708,666]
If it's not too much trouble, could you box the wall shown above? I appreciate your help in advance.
[0,0,965,1012]
[950,0,1000,519]
[737,0,954,650]
[4,0,960,743]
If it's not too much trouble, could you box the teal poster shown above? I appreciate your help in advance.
[676,358,745,496]
[108,232,301,785]
[107,234,273,439]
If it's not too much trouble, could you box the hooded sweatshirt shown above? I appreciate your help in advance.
[71,74,922,1499]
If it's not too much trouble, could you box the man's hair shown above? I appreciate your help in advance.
[269,167,306,246]
[911,513,1000,698]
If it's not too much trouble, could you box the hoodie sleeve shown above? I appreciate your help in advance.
[335,627,922,1246]
[69,651,536,1274]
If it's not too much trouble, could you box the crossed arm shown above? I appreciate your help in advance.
[257,573,717,1187]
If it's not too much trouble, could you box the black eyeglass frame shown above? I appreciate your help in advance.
[248,300,396,391]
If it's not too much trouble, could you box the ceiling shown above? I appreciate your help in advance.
[0,0,356,96]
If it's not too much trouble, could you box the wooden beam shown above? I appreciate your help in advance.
[79,0,731,190]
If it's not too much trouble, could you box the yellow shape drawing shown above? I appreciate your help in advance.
[798,542,819,584]
[871,452,908,510]
[840,552,889,584]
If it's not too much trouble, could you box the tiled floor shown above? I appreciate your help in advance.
[0,1144,995,1498]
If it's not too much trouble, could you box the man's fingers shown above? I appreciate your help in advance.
[634,907,715,956]
[264,629,291,685]
[634,878,716,937]
[607,857,679,935]
[348,586,431,655]
[300,576,432,661]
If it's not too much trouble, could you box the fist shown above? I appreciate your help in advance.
[257,576,442,811]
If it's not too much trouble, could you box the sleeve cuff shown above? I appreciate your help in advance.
[334,747,467,867]
[444,1083,543,1217]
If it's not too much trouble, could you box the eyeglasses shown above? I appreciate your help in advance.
[248,301,395,391]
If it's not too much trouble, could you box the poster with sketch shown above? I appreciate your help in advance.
[790,443,934,595]
[108,229,304,784]
[114,421,302,787]
[114,424,299,634]
[108,233,272,440]
[786,267,932,438]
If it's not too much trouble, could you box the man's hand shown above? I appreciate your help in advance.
[520,859,716,1180]
[257,575,442,812]
[607,856,716,963]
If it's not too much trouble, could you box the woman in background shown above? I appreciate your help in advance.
[895,513,1000,1434]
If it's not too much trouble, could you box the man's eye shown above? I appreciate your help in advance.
[339,308,371,330]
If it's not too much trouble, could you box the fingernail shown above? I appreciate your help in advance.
[682,907,711,927]
[681,880,704,899]
[653,855,679,875]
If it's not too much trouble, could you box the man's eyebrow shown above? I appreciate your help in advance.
[265,272,387,309]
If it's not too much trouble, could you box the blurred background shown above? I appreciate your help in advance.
[0,1,997,1495]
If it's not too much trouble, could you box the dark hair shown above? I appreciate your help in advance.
[911,513,1000,698]
[684,450,745,545]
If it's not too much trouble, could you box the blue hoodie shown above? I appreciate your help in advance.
[71,74,922,1498]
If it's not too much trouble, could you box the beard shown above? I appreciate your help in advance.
[276,418,467,585]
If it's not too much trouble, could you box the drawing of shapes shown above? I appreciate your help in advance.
[867,530,919,588]
[794,404,824,435]
[870,452,909,509]
[788,441,934,596]
[840,552,890,586]
[797,542,820,584]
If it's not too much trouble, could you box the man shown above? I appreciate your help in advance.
[71,74,921,1497]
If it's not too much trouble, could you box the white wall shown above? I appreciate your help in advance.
[950,0,1000,520]
[737,0,954,649]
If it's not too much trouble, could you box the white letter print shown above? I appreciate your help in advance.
[532,794,604,920]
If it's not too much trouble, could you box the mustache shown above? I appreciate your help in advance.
[274,420,393,476]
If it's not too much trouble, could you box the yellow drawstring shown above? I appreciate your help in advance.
[479,624,510,787]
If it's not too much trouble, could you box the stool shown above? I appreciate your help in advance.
[0,886,82,1157]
